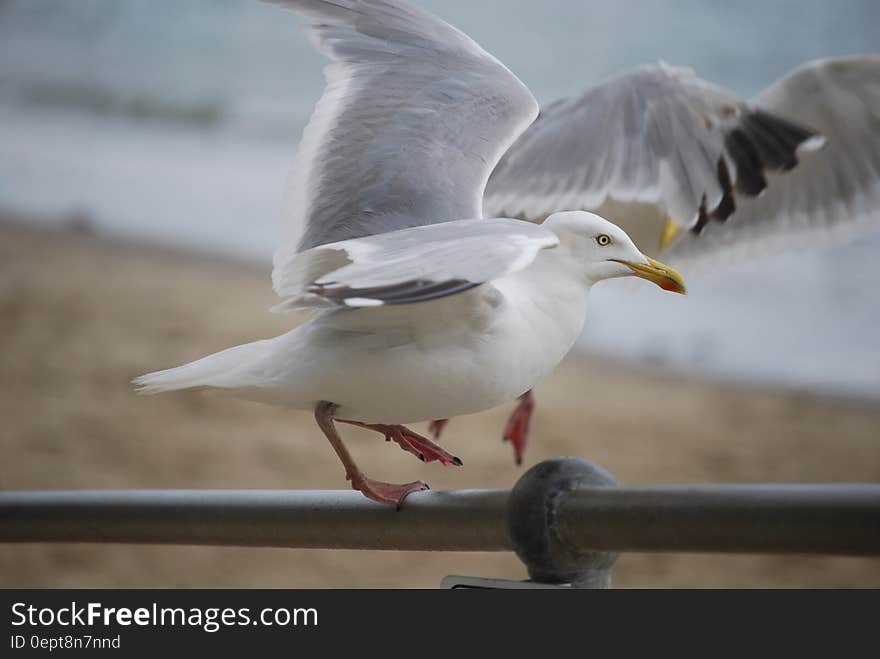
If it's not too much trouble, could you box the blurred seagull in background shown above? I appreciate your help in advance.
[134,0,686,506]
[484,56,880,266]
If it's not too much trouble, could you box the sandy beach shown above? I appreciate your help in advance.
[1,218,879,588]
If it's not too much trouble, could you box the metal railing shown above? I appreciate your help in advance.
[0,488,510,551]
[2,458,879,587]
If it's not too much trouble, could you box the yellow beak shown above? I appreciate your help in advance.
[612,257,687,294]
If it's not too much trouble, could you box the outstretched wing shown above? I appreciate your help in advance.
[264,0,538,253]
[667,55,880,267]
[484,62,824,246]
[271,217,558,312]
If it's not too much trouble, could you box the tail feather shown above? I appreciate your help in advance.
[132,340,272,394]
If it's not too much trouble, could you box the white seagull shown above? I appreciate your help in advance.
[273,6,880,463]
[433,57,880,459]
[134,0,686,506]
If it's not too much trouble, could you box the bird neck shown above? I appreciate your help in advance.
[499,244,592,323]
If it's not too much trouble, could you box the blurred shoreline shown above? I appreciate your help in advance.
[0,208,271,273]
[2,214,879,587]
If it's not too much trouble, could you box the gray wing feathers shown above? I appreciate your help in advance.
[667,56,880,267]
[485,65,737,224]
[484,63,822,233]
[271,218,558,311]
[264,0,539,251]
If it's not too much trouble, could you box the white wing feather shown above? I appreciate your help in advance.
[264,0,539,254]
[271,218,558,312]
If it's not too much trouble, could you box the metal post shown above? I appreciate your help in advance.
[507,457,620,588]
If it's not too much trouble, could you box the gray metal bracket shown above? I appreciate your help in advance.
[444,457,621,589]
[441,575,572,589]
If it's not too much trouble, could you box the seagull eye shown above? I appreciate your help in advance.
[596,234,612,246]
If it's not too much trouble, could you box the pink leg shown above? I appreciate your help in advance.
[339,419,462,467]
[315,402,428,508]
[429,418,450,440]
[503,390,534,466]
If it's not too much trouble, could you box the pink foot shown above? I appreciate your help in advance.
[339,421,463,467]
[349,473,429,508]
[429,419,450,440]
[503,391,534,466]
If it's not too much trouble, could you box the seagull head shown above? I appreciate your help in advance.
[544,211,687,294]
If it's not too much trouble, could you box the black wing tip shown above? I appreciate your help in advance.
[726,108,821,191]
[724,127,769,197]
[693,108,821,236]
[691,157,736,236]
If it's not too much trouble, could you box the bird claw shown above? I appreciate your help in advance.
[390,426,462,466]
[429,418,450,440]
[350,475,429,508]
[503,391,534,466]
[340,420,462,467]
